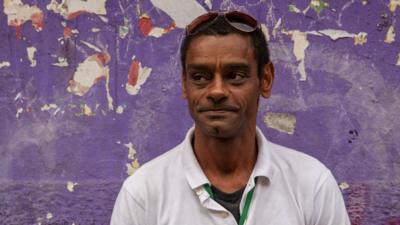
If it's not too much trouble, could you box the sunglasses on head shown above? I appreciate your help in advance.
[185,11,260,36]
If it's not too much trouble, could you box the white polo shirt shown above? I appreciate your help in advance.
[111,127,350,225]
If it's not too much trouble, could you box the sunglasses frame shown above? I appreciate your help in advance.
[185,11,260,36]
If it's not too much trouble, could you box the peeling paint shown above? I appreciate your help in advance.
[260,24,270,42]
[339,182,350,190]
[80,41,102,53]
[309,0,329,14]
[27,46,37,67]
[46,212,53,220]
[138,14,176,38]
[123,142,137,160]
[384,25,396,44]
[66,181,78,192]
[396,53,400,66]
[126,159,140,176]
[46,0,107,20]
[150,0,207,28]
[272,18,282,38]
[67,53,110,96]
[389,0,400,12]
[52,57,69,67]
[205,0,213,9]
[3,0,44,39]
[123,142,140,175]
[288,4,301,13]
[91,28,100,33]
[125,57,152,95]
[263,112,296,135]
[15,108,23,118]
[41,104,58,111]
[307,29,368,45]
[119,17,129,39]
[286,30,309,81]
[0,61,11,68]
[116,105,124,114]
[81,104,94,116]
[354,32,368,45]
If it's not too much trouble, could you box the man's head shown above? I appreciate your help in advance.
[180,11,274,138]
[180,11,271,79]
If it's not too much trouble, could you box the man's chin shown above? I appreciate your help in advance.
[197,122,242,139]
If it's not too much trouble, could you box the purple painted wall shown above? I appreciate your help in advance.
[0,0,399,224]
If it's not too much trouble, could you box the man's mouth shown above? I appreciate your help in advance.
[197,106,239,113]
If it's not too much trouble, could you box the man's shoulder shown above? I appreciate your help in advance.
[265,140,331,184]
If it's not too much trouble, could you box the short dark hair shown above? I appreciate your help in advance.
[180,16,270,78]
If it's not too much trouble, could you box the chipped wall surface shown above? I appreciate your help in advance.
[0,0,399,224]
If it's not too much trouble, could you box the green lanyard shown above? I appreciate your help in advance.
[204,184,255,225]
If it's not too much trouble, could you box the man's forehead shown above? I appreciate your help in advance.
[185,34,256,64]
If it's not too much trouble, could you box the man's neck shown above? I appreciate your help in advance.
[193,127,258,193]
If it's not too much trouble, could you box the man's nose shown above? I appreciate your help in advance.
[206,75,228,103]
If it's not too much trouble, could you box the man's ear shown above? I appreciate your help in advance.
[260,62,274,99]
[181,72,187,99]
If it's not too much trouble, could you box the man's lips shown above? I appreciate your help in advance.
[197,106,239,112]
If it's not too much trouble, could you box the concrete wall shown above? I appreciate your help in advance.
[0,0,399,224]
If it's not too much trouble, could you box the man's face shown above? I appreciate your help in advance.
[182,34,273,138]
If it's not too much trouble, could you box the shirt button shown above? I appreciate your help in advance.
[195,188,203,195]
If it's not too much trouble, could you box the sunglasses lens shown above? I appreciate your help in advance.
[185,11,259,35]
[225,12,258,32]
[186,13,218,34]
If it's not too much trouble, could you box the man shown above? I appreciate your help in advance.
[111,11,350,225]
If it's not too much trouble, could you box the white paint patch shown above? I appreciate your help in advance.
[384,25,396,44]
[389,0,400,12]
[116,105,124,114]
[52,57,69,67]
[67,181,78,192]
[3,0,43,30]
[46,0,107,19]
[82,104,94,116]
[67,53,109,97]
[260,24,270,42]
[339,182,350,190]
[41,104,58,111]
[263,112,297,135]
[126,159,140,176]
[0,61,11,68]
[396,53,400,66]
[123,142,140,175]
[272,18,282,38]
[16,107,23,118]
[27,46,37,67]
[148,27,167,38]
[92,28,100,32]
[80,40,102,52]
[46,212,53,220]
[124,142,137,160]
[307,30,368,45]
[150,0,207,28]
[289,30,309,81]
[204,0,212,9]
[14,92,22,101]
[288,4,301,13]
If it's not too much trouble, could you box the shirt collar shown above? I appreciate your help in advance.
[181,126,274,190]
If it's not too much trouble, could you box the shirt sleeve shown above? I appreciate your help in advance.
[110,184,145,225]
[311,171,351,225]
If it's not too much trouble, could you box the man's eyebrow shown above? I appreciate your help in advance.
[224,63,251,71]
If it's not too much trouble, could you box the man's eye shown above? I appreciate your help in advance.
[228,71,247,82]
[191,73,209,82]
